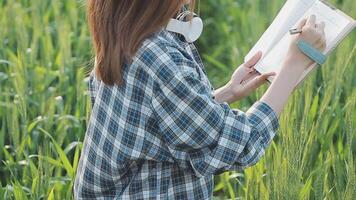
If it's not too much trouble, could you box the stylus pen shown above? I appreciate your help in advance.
[289,28,303,35]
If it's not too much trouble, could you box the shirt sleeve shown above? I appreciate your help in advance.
[150,48,279,177]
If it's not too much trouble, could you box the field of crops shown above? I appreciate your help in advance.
[0,0,355,199]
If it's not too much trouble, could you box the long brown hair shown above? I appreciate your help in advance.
[87,0,196,86]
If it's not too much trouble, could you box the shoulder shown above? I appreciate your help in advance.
[139,30,187,57]
[133,30,199,81]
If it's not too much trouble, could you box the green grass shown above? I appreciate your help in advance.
[0,0,355,199]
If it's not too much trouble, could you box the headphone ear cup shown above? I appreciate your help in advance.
[185,17,203,43]
[166,11,203,43]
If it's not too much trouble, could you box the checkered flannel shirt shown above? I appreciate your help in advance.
[74,30,279,199]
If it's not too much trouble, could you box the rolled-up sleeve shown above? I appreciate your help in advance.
[150,48,279,177]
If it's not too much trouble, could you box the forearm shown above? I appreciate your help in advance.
[260,56,307,116]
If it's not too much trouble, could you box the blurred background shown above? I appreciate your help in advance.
[0,0,355,199]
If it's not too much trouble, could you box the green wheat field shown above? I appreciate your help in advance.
[0,0,355,199]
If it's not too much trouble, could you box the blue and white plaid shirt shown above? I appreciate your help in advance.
[74,30,279,199]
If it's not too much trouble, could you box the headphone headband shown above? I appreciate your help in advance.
[177,10,197,21]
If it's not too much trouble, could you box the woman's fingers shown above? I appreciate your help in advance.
[239,69,259,83]
[306,14,316,27]
[243,71,276,91]
[244,71,274,83]
[232,65,254,83]
[297,18,307,29]
[315,22,326,51]
[244,51,262,68]
[317,21,325,34]
[232,51,262,84]
[262,71,277,77]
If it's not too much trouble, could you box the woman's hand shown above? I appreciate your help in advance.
[260,15,326,116]
[213,51,275,104]
[286,15,327,68]
[215,15,326,106]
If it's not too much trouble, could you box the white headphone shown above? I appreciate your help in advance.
[166,11,203,43]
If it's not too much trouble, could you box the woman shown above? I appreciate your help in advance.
[74,0,326,199]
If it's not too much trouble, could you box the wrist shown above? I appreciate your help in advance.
[261,58,305,115]
[282,54,310,75]
[274,57,308,89]
[286,43,314,68]
[213,82,236,104]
